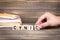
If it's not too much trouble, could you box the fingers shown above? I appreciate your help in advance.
[35,12,51,28]
[36,22,49,28]
[35,16,48,28]
[40,22,49,28]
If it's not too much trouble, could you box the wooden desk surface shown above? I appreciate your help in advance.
[0,23,60,40]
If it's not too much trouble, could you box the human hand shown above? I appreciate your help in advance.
[36,12,60,28]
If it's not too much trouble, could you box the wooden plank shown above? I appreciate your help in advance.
[0,26,60,40]
[0,23,60,40]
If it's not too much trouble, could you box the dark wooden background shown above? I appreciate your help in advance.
[0,0,60,40]
[0,1,60,22]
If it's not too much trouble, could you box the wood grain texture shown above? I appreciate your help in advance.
[0,2,60,18]
[0,23,60,40]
